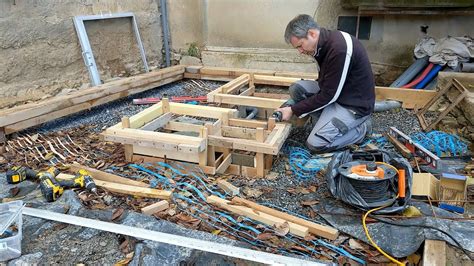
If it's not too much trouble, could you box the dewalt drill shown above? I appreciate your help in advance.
[7,166,63,201]
[6,166,38,184]
[37,167,64,202]
[55,169,98,195]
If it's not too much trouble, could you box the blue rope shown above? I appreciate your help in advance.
[411,131,469,157]
[288,146,325,181]
[127,163,365,263]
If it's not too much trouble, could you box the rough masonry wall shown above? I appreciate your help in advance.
[0,0,162,109]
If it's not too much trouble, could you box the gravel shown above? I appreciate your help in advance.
[25,80,224,134]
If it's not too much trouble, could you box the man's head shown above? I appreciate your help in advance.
[284,14,320,56]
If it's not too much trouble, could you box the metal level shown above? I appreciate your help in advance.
[73,12,149,86]
[23,207,325,266]
[388,127,440,169]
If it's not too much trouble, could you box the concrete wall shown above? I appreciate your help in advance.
[168,0,473,82]
[0,0,163,109]
[168,0,204,53]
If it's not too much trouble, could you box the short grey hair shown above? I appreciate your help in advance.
[284,14,320,44]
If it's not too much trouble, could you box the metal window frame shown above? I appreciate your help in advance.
[73,12,149,86]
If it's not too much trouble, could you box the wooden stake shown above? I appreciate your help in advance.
[207,195,309,238]
[68,163,148,187]
[216,179,240,196]
[141,200,170,215]
[231,197,339,240]
[95,180,172,199]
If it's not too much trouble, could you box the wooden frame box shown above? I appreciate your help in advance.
[102,98,291,177]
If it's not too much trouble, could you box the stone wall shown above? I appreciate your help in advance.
[0,0,163,109]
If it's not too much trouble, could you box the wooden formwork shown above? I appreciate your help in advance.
[102,99,291,177]
[0,65,440,141]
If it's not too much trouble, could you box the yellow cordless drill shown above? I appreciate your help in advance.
[55,169,98,195]
[37,167,64,202]
[6,166,38,184]
[6,166,63,202]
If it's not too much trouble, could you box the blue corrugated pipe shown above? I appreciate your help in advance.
[390,57,429,88]
[415,64,443,89]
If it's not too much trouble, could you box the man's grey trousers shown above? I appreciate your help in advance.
[289,80,372,152]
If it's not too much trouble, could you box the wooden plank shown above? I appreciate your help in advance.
[169,102,238,120]
[221,126,267,140]
[199,67,275,78]
[274,71,318,80]
[222,74,249,94]
[68,163,148,187]
[213,94,286,109]
[239,86,255,96]
[216,180,240,196]
[216,153,232,174]
[141,112,173,131]
[164,121,204,133]
[422,240,446,266]
[183,72,201,79]
[0,66,184,128]
[129,102,164,129]
[104,127,205,151]
[131,154,216,175]
[228,118,268,129]
[133,145,200,163]
[253,75,300,86]
[206,195,309,238]
[208,135,278,155]
[141,200,169,215]
[95,180,172,200]
[4,75,182,134]
[375,86,437,109]
[232,197,339,240]
[253,93,290,100]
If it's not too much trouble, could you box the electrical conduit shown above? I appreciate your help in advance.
[402,63,434,88]
[414,64,443,89]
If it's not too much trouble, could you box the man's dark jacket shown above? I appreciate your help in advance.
[291,28,375,118]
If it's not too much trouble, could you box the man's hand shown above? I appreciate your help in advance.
[276,106,293,121]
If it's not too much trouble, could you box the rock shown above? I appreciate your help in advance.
[348,239,364,250]
[103,195,114,205]
[99,241,107,247]
[179,55,202,66]
[7,252,43,266]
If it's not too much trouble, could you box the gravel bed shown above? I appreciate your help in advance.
[25,80,224,134]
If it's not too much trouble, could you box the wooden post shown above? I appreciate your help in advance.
[162,97,170,113]
[199,127,208,167]
[205,124,216,167]
[268,117,276,131]
[121,117,133,162]
[256,127,265,177]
